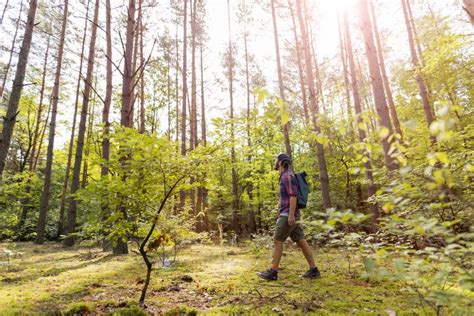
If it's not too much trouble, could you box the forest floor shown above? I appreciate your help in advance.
[0,241,430,315]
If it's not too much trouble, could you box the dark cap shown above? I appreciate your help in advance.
[276,153,291,163]
[274,153,291,170]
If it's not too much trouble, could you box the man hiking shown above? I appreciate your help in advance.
[257,153,320,281]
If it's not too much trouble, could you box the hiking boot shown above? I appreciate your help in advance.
[300,267,321,279]
[257,268,278,281]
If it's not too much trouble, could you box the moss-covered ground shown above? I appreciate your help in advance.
[1,241,433,315]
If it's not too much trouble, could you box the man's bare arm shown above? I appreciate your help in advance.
[288,196,297,226]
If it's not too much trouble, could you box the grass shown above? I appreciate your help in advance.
[0,241,442,315]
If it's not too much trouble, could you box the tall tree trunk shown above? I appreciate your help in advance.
[406,0,426,67]
[29,34,50,171]
[271,0,291,158]
[0,0,9,25]
[200,42,208,223]
[99,0,113,250]
[303,2,325,113]
[167,43,171,140]
[102,0,112,180]
[33,97,51,169]
[57,0,90,238]
[35,0,69,244]
[295,0,331,209]
[244,25,254,233]
[227,0,239,233]
[369,0,402,138]
[180,0,188,209]
[343,11,379,230]
[288,0,309,124]
[189,0,197,225]
[122,0,135,128]
[82,82,96,188]
[401,0,435,134]
[337,10,353,127]
[175,13,180,145]
[0,0,22,101]
[138,0,145,134]
[359,0,397,171]
[0,0,38,178]
[112,0,136,255]
[130,1,140,127]
[190,0,198,150]
[64,0,100,248]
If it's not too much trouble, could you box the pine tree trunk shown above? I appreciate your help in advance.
[288,0,309,124]
[112,0,136,255]
[401,0,435,133]
[138,0,145,134]
[64,0,100,248]
[337,11,353,128]
[35,0,69,244]
[82,85,96,188]
[29,35,50,171]
[0,0,38,178]
[200,43,208,227]
[370,0,402,138]
[102,0,112,180]
[189,0,198,226]
[0,0,10,25]
[33,97,51,169]
[180,0,188,209]
[175,14,180,145]
[295,0,331,210]
[57,0,90,238]
[227,0,239,233]
[167,44,171,140]
[0,0,23,101]
[271,0,291,158]
[343,11,379,230]
[359,0,397,171]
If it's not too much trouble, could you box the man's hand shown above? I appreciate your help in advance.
[288,214,296,226]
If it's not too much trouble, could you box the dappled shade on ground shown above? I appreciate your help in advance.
[0,242,425,315]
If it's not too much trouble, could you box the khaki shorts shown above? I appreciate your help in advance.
[274,216,305,242]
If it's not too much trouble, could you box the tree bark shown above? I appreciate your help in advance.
[63,0,100,247]
[401,0,435,133]
[369,0,402,138]
[102,0,112,180]
[337,10,353,128]
[359,0,397,171]
[271,0,291,158]
[227,0,240,233]
[138,0,145,134]
[35,0,69,244]
[0,0,10,25]
[29,34,50,171]
[0,0,38,178]
[200,42,208,227]
[189,0,197,225]
[343,10,379,230]
[175,12,180,145]
[0,0,22,101]
[180,0,188,209]
[57,0,90,238]
[288,0,309,124]
[295,0,331,210]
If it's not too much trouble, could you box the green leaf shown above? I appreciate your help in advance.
[436,152,449,164]
[379,127,390,139]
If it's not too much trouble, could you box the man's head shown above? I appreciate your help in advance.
[274,153,291,172]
